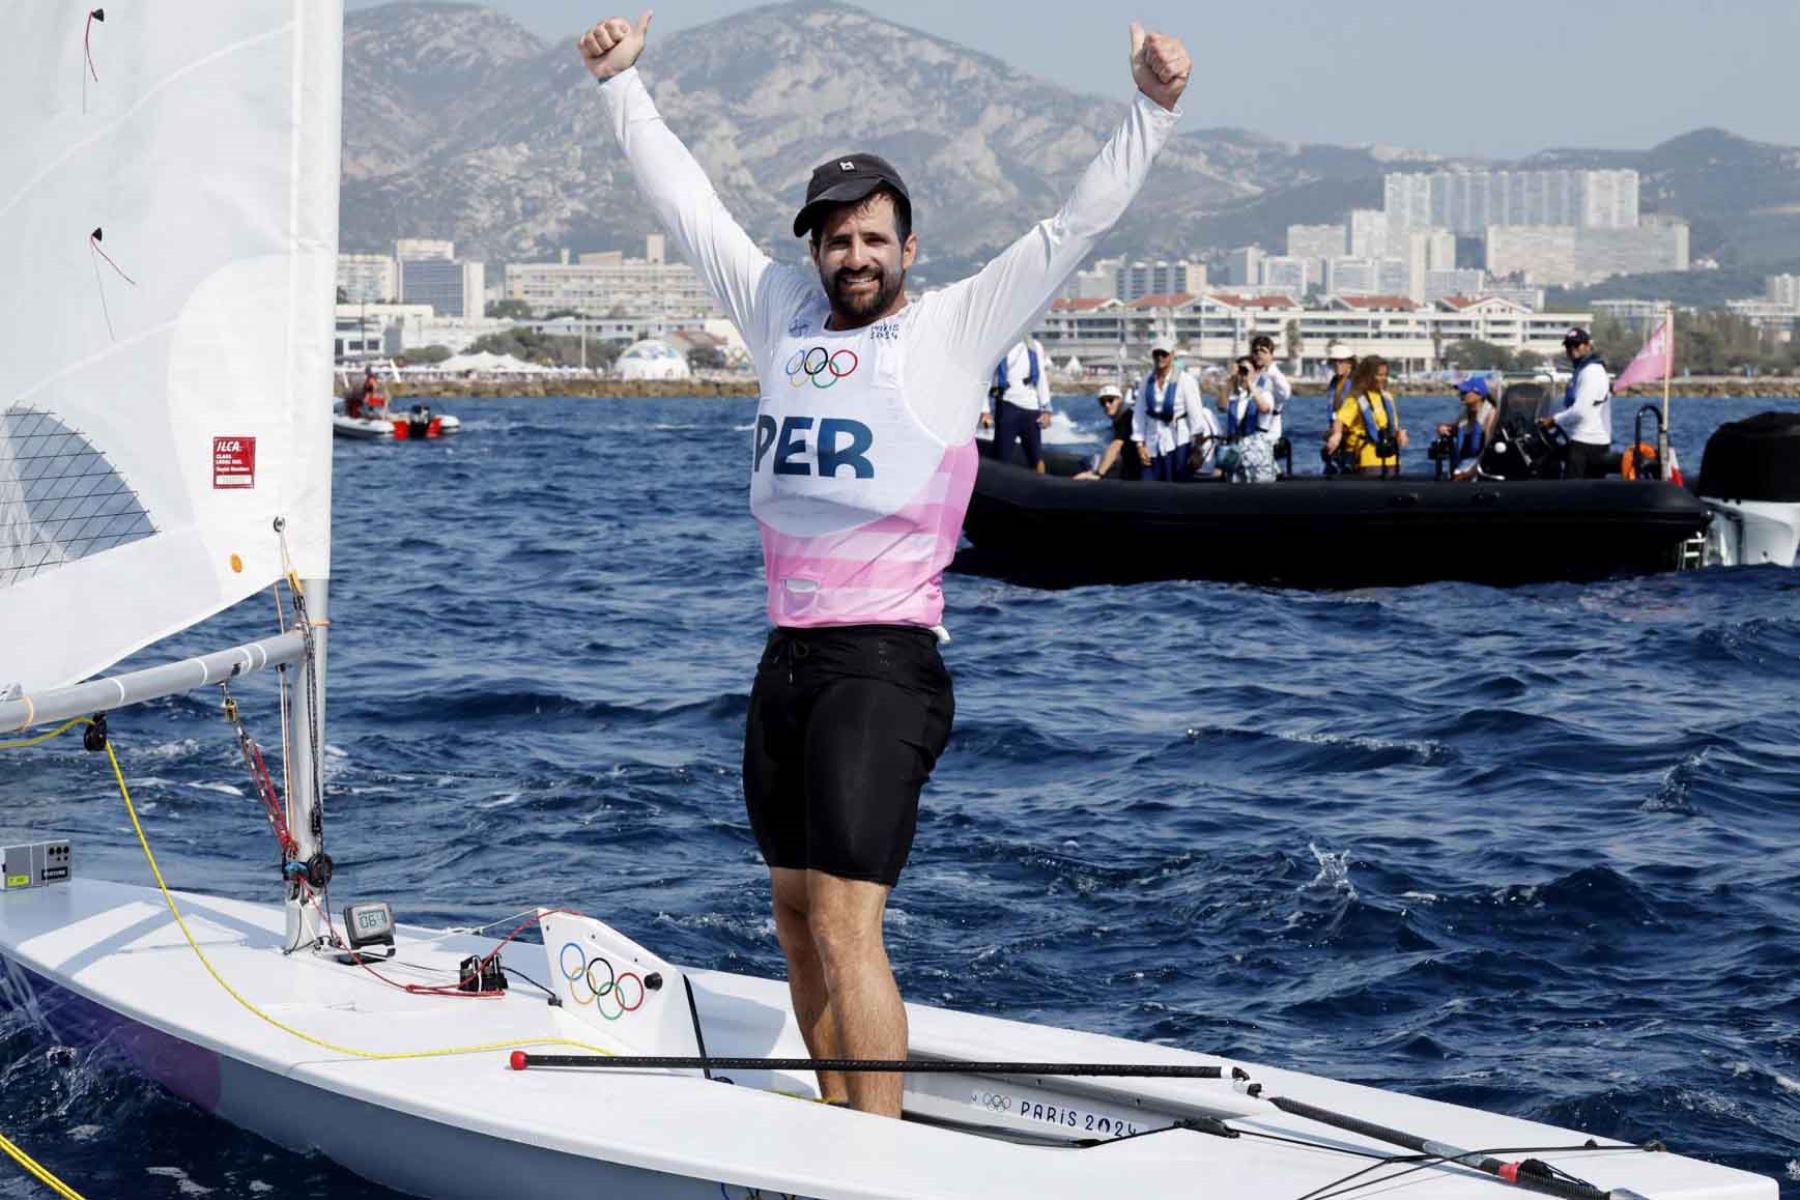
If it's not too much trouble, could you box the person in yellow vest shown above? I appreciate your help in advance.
[1323,354,1407,476]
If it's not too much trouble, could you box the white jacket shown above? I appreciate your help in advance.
[1132,371,1202,456]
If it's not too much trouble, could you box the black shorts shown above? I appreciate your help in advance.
[743,625,954,888]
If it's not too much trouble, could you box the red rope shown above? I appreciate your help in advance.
[89,229,136,285]
[242,736,297,860]
[83,10,101,82]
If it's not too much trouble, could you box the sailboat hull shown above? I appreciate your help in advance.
[0,877,1775,1200]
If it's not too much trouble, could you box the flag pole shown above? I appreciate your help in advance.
[1658,305,1673,478]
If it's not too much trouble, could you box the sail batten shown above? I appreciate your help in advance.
[0,4,342,694]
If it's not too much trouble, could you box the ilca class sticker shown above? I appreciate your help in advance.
[213,437,256,489]
[970,1088,1141,1138]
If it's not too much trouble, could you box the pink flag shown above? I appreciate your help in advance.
[1613,316,1673,391]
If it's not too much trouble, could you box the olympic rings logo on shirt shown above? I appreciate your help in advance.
[784,346,859,389]
[559,941,647,1021]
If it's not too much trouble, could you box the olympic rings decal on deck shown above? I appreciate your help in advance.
[559,941,646,1018]
[784,346,859,389]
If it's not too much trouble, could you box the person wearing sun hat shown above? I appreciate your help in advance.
[1076,382,1143,480]
[1132,335,1200,480]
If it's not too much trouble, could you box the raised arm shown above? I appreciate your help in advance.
[929,24,1189,377]
[582,14,795,356]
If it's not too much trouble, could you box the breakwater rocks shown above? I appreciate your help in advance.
[342,376,758,399]
[345,375,1800,400]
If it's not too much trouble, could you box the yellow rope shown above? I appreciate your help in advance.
[1,718,618,1058]
[99,737,618,1062]
[0,717,91,752]
[0,1131,83,1200]
[0,712,621,1200]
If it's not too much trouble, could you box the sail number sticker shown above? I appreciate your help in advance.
[213,438,256,489]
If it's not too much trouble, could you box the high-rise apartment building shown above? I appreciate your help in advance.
[1117,259,1205,302]
[504,235,718,317]
[1286,224,1346,262]
[1347,209,1388,259]
[336,253,397,304]
[1259,256,1311,297]
[398,258,485,318]
[1225,246,1265,288]
[1385,169,1640,235]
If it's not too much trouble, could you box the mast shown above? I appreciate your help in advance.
[284,578,329,952]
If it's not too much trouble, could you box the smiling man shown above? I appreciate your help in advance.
[580,8,1190,1117]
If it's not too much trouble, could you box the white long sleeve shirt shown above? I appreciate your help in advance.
[1251,363,1291,441]
[1131,370,1202,456]
[994,341,1052,411]
[596,67,1179,627]
[1554,359,1613,446]
[1188,401,1221,473]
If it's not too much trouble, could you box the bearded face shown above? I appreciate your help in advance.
[810,191,917,329]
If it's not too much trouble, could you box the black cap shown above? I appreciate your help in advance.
[793,153,911,238]
[1563,326,1592,345]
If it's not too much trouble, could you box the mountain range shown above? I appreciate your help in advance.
[340,2,1800,280]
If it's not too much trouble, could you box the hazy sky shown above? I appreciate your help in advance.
[350,0,1800,157]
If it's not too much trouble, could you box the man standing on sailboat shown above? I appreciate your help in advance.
[579,9,1190,1118]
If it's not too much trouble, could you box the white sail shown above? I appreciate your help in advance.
[0,3,342,695]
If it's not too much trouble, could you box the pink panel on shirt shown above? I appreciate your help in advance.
[760,440,979,628]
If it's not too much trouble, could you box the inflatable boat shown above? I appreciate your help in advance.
[958,392,1798,590]
[331,399,462,441]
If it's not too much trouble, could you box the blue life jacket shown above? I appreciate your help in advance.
[1143,374,1178,423]
[1326,374,1352,415]
[1456,418,1485,466]
[1564,354,1608,409]
[993,346,1041,394]
[1356,391,1397,457]
[1227,394,1259,439]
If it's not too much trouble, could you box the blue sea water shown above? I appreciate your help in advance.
[1,393,1798,1198]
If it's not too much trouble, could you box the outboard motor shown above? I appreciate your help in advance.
[407,403,435,440]
[1697,411,1800,568]
[1478,382,1566,481]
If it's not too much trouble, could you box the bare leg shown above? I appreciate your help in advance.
[806,870,906,1118]
[769,866,846,1103]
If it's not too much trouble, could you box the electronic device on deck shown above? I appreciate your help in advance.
[342,900,396,957]
[1,841,72,890]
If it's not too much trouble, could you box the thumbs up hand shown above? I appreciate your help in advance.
[1129,22,1190,112]
[578,11,654,81]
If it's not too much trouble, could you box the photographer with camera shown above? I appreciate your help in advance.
[1324,354,1407,476]
[1217,352,1280,482]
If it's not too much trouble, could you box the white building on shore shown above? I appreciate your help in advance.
[1035,292,1589,374]
[505,234,721,318]
[336,253,397,304]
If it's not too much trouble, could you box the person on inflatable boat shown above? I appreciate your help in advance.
[1325,355,1407,475]
[1438,376,1496,481]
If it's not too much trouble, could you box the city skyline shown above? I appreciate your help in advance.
[344,0,1800,158]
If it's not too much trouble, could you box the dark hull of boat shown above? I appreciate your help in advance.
[956,460,1711,589]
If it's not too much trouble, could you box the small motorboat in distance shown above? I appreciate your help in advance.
[331,397,461,441]
[954,383,1782,590]
[333,365,461,441]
